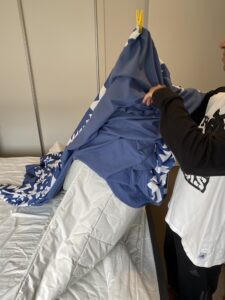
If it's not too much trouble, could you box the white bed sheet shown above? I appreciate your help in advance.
[0,157,40,186]
[0,157,160,300]
[0,190,64,299]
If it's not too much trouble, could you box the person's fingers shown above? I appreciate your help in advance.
[147,98,152,106]
[143,94,149,102]
[143,95,152,106]
[143,92,152,102]
[142,96,149,105]
[143,84,165,106]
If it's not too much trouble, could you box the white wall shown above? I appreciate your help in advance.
[4,1,223,155]
[22,0,98,154]
[0,0,41,155]
[101,0,148,80]
[0,0,149,156]
[148,0,225,91]
[0,0,98,156]
[0,0,150,156]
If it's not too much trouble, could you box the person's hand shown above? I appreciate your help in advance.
[143,84,165,106]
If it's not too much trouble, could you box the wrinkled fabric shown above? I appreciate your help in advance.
[0,27,205,206]
[0,160,160,300]
[0,153,62,206]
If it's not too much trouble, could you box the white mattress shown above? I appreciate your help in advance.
[0,157,40,186]
[0,157,160,300]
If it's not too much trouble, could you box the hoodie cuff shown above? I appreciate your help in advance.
[152,87,181,109]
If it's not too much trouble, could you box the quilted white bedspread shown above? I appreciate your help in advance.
[0,158,160,300]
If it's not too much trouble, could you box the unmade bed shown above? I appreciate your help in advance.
[0,156,162,300]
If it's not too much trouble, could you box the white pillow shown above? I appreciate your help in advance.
[47,141,65,154]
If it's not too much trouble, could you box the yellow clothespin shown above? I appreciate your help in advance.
[136,9,144,33]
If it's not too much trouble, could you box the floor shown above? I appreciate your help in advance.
[213,266,225,300]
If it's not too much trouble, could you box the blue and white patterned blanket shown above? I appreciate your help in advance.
[0,27,205,206]
[0,153,62,206]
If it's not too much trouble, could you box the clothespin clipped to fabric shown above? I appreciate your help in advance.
[136,9,144,33]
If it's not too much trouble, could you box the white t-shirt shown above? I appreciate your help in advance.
[166,92,225,267]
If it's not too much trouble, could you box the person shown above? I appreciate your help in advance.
[143,38,225,300]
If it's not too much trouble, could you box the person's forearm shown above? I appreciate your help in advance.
[153,88,225,176]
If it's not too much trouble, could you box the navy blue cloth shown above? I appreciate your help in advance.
[0,27,205,207]
[47,27,205,207]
